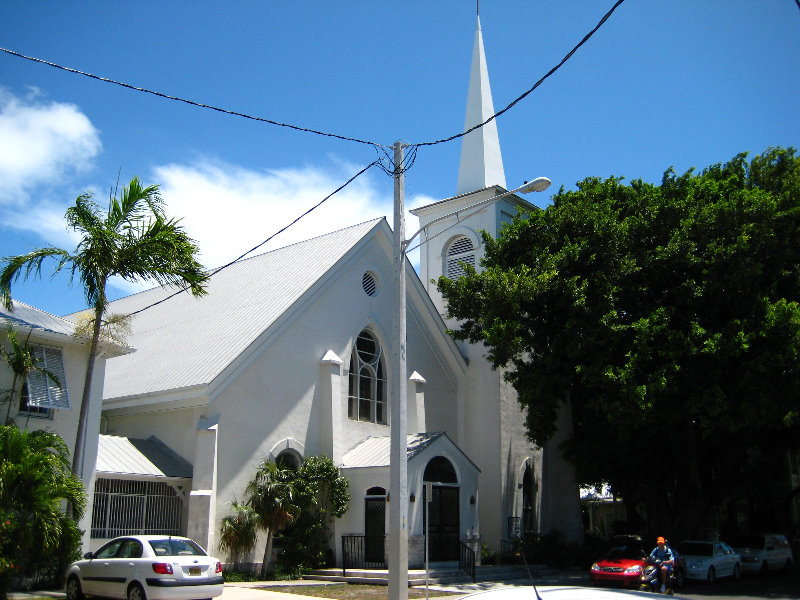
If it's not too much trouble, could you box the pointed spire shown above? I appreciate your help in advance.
[456,16,506,196]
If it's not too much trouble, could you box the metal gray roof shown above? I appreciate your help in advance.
[96,434,193,478]
[100,218,384,401]
[340,432,445,468]
[0,300,76,338]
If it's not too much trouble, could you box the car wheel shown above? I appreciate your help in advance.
[674,569,685,588]
[706,566,716,584]
[733,563,741,581]
[127,583,146,600]
[761,560,769,575]
[66,576,84,600]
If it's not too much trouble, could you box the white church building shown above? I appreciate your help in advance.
[88,17,583,566]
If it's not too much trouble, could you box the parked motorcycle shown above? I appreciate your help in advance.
[639,555,676,595]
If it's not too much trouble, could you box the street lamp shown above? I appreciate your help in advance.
[388,140,550,600]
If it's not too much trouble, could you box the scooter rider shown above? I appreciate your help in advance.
[650,536,675,593]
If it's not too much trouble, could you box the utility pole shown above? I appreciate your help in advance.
[389,140,409,600]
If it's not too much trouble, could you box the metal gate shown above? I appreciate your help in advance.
[364,497,386,564]
[91,478,182,538]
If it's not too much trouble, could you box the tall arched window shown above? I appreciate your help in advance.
[445,235,475,280]
[348,330,387,424]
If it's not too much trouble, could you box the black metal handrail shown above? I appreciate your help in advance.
[459,541,476,582]
[341,535,386,575]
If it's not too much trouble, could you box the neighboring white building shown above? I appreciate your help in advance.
[0,300,129,551]
[87,16,584,565]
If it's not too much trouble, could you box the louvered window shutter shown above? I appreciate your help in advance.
[26,346,70,409]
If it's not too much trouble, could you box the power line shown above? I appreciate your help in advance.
[127,158,383,317]
[1,0,626,158]
[415,0,626,148]
[0,46,384,149]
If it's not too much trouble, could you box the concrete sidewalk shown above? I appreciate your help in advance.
[9,571,590,600]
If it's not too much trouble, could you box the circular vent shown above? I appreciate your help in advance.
[362,272,378,297]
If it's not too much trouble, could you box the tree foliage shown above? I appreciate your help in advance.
[237,455,349,574]
[438,147,800,538]
[0,425,86,599]
[0,177,208,477]
[218,499,258,570]
[245,460,297,576]
[277,455,349,569]
[1,326,61,424]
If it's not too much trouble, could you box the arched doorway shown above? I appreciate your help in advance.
[522,462,538,535]
[423,456,459,561]
[364,487,386,565]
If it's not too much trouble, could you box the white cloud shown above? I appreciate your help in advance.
[0,87,101,206]
[152,157,411,271]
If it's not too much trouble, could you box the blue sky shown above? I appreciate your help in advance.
[1,0,798,317]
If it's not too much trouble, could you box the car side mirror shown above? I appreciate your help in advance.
[83,552,94,559]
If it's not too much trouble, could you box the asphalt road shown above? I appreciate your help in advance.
[652,569,799,600]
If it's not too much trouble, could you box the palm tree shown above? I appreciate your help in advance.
[0,326,62,424]
[0,425,86,599]
[245,461,297,576]
[0,177,207,478]
[218,499,258,571]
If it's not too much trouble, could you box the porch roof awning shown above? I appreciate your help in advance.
[341,431,477,469]
[96,434,193,478]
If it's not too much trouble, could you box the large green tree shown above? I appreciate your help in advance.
[0,177,207,478]
[0,425,86,599]
[438,147,800,538]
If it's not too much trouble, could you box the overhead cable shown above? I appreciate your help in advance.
[0,46,384,149]
[415,0,626,148]
[0,0,626,156]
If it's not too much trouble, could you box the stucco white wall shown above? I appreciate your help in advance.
[103,232,466,565]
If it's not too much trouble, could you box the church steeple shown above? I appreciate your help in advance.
[456,16,506,196]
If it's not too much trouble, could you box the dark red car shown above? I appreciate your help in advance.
[590,543,648,588]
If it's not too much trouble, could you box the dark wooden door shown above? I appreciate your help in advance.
[425,486,460,561]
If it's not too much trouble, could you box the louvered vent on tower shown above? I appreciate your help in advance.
[445,236,475,280]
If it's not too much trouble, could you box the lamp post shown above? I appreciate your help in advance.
[388,139,550,600]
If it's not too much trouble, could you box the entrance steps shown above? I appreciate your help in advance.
[305,564,554,586]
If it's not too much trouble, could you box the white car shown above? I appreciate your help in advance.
[65,535,224,600]
[678,539,741,583]
[730,533,794,574]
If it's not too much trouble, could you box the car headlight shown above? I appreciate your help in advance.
[689,560,706,569]
[625,564,642,573]
[591,563,600,571]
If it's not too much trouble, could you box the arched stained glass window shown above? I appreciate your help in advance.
[348,330,387,424]
[445,236,475,280]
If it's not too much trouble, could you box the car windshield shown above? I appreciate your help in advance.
[729,535,763,548]
[606,545,646,560]
[148,539,207,557]
[679,542,713,557]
